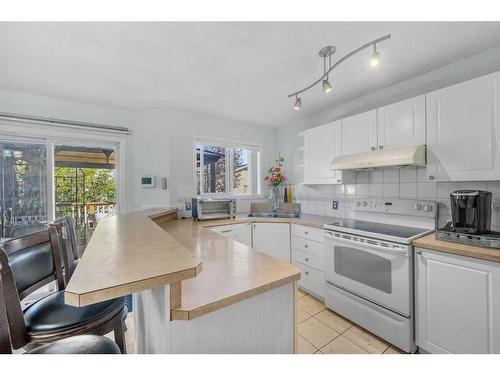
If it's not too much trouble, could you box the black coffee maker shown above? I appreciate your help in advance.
[450,190,492,234]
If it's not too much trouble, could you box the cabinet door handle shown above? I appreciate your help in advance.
[428,176,435,180]
[304,231,309,235]
[220,229,233,233]
[304,244,309,248]
[305,257,309,261]
[416,249,422,255]
[305,271,309,275]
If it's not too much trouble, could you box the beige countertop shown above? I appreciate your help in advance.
[413,232,500,263]
[154,214,320,320]
[65,208,202,307]
[66,209,334,320]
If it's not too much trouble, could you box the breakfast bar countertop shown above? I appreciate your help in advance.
[64,208,202,307]
[65,209,333,319]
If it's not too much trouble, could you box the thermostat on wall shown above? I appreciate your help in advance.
[141,175,156,188]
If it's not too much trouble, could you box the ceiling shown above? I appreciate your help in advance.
[1,22,500,127]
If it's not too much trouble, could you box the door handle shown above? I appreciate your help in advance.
[305,257,309,261]
[304,244,309,248]
[220,230,233,233]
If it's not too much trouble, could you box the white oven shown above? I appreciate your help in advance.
[324,230,412,317]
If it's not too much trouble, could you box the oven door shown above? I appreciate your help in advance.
[324,230,412,317]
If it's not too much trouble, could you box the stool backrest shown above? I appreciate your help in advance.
[0,265,13,354]
[0,228,64,349]
[51,217,79,284]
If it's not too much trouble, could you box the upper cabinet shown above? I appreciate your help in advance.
[303,121,342,184]
[341,110,378,155]
[377,95,426,149]
[426,71,500,181]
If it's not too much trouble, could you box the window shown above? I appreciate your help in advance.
[195,137,262,196]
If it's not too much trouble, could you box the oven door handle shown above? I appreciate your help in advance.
[324,232,409,255]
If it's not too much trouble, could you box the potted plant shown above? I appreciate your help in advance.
[264,157,286,211]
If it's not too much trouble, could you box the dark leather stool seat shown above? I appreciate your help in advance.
[27,335,121,354]
[24,292,125,334]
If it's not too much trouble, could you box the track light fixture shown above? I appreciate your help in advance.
[293,95,302,111]
[322,79,333,93]
[370,44,380,67]
[322,52,333,94]
[289,34,391,110]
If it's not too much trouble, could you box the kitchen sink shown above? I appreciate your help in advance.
[247,212,300,218]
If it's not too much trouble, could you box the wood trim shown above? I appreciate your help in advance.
[0,264,13,354]
[0,247,28,349]
[18,275,57,301]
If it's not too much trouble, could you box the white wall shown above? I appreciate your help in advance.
[0,89,276,213]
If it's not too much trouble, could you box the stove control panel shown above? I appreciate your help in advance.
[352,199,437,218]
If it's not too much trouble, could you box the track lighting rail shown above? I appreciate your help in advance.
[288,34,391,101]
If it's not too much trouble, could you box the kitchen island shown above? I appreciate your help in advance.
[65,209,301,353]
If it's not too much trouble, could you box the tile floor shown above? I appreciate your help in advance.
[296,290,404,354]
[120,290,404,354]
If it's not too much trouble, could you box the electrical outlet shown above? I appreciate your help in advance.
[332,200,338,210]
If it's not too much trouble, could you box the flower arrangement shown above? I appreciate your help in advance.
[265,157,286,187]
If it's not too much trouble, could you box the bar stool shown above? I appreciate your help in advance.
[51,217,80,285]
[1,265,120,354]
[0,228,127,353]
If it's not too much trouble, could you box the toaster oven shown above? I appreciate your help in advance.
[192,197,237,221]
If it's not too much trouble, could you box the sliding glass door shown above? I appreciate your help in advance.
[0,140,48,238]
[0,134,121,256]
[54,144,117,252]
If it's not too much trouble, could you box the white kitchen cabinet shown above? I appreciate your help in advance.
[341,109,377,155]
[415,247,500,353]
[426,71,500,181]
[302,121,342,184]
[252,223,290,263]
[293,261,325,300]
[209,223,252,247]
[291,224,325,299]
[377,95,426,149]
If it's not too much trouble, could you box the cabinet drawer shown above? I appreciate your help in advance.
[291,236,325,258]
[209,223,249,233]
[291,224,325,243]
[292,248,324,272]
[293,261,325,299]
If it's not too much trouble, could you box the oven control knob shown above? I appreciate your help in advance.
[413,204,422,211]
[355,201,361,207]
[423,205,433,212]
[362,201,368,207]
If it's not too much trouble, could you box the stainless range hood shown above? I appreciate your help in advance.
[330,145,426,170]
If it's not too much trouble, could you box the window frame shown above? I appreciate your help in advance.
[0,121,126,219]
[193,135,263,198]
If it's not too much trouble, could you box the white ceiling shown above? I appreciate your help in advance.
[1,22,500,127]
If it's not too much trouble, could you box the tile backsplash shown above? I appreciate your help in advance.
[294,166,500,231]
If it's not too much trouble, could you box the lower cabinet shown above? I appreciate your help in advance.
[209,223,252,247]
[252,222,291,263]
[293,261,325,299]
[291,224,326,300]
[415,247,500,353]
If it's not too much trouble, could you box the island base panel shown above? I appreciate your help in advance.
[133,283,295,353]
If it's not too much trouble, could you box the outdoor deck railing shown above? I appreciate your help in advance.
[55,202,116,246]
